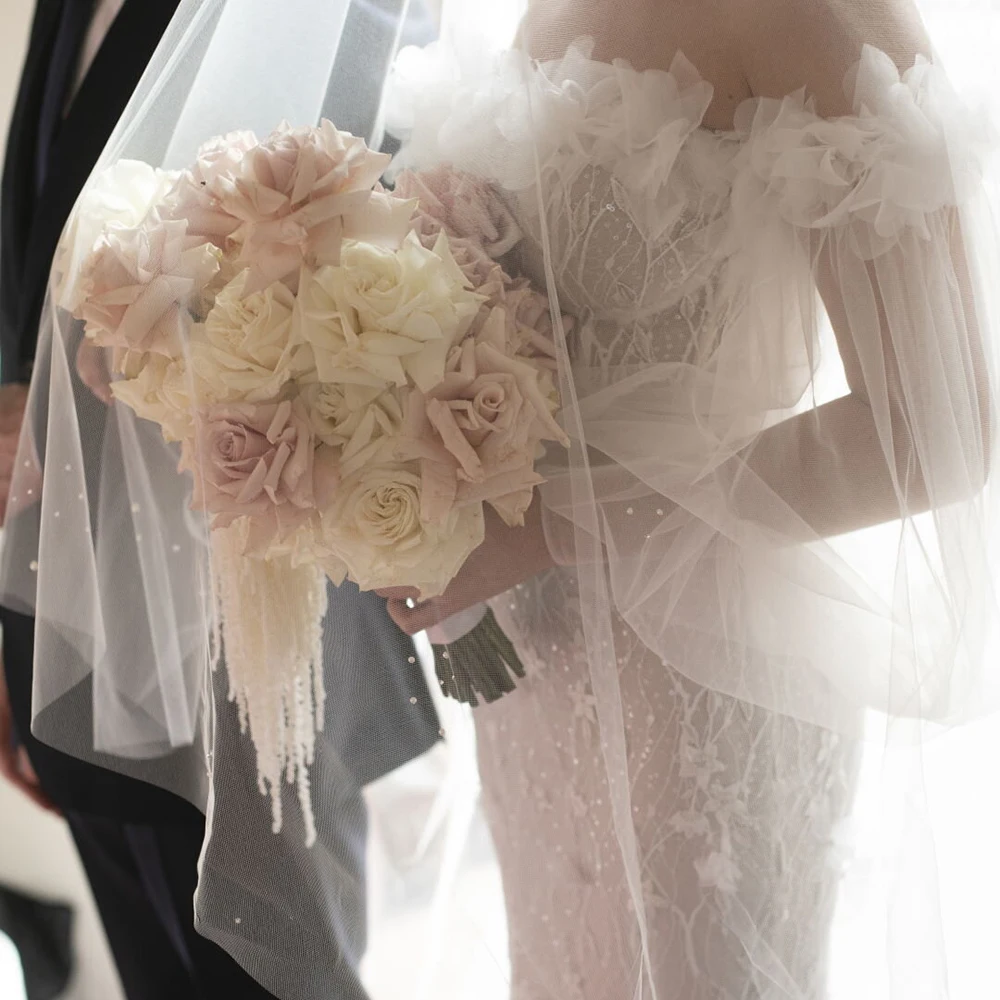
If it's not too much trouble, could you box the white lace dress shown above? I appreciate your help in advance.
[391,39,991,1000]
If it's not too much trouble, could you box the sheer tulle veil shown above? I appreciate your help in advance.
[4,0,1000,997]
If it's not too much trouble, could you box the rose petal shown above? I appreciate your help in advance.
[237,455,271,503]
[426,397,484,482]
[475,342,569,445]
[420,460,459,525]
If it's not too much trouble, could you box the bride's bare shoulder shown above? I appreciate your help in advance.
[730,0,931,114]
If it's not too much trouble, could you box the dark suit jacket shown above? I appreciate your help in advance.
[1,0,438,822]
[1,0,183,385]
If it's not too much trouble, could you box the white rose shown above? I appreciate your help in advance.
[294,231,483,393]
[111,353,195,443]
[58,161,179,312]
[299,382,403,477]
[192,274,314,402]
[321,463,484,598]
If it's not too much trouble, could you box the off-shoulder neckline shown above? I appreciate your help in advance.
[524,37,938,139]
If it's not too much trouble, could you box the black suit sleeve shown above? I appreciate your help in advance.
[0,0,60,383]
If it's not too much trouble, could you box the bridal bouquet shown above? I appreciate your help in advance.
[58,121,568,838]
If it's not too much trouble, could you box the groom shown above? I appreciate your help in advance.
[0,2,439,998]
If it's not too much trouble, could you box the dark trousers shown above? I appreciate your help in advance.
[66,809,278,1000]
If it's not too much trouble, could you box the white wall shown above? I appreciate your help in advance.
[0,1,33,125]
[0,3,124,999]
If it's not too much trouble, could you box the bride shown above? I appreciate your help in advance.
[2,0,998,997]
[379,0,995,996]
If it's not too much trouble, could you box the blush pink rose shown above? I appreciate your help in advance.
[498,278,565,364]
[396,167,569,357]
[398,337,568,527]
[395,167,522,259]
[186,399,338,553]
[215,120,397,292]
[398,171,510,312]
[160,130,259,246]
[79,215,220,356]
[448,236,507,301]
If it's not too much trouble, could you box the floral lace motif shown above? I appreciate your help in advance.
[482,572,857,999]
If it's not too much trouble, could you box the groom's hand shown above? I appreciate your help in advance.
[0,645,59,815]
[378,498,555,635]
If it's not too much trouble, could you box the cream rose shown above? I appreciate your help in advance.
[111,353,195,443]
[299,382,403,477]
[321,463,484,597]
[191,275,314,403]
[294,230,482,393]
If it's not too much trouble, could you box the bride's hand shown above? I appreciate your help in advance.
[378,497,555,635]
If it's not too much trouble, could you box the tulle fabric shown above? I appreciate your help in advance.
[4,0,1000,998]
[391,33,1000,734]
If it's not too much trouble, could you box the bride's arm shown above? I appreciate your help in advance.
[576,0,990,549]
[739,236,990,541]
[726,0,991,540]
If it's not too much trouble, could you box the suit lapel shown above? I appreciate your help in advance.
[34,0,97,194]
[47,0,179,178]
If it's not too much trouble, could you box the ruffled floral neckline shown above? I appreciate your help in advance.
[389,36,985,253]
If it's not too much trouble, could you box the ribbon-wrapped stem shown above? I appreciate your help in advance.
[431,607,526,706]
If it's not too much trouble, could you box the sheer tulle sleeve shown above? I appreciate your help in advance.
[539,45,1000,732]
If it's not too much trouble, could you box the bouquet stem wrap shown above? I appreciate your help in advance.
[431,607,527,706]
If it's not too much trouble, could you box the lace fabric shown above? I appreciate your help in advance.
[484,576,857,998]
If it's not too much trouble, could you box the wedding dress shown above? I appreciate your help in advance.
[386,21,1000,995]
[3,2,1000,999]
[388,39,886,998]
